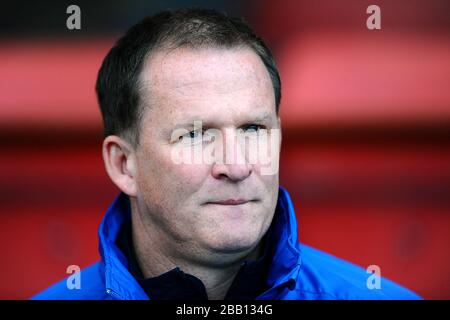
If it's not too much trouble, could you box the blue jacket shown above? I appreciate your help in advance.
[32,187,421,300]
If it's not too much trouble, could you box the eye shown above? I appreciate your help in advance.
[179,129,205,144]
[242,124,264,132]
[180,130,200,140]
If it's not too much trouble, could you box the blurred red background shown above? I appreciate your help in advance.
[0,0,449,299]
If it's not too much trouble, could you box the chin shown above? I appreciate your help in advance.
[206,230,260,254]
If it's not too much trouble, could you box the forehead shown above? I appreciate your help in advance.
[138,47,276,125]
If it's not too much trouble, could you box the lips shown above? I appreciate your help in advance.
[207,199,251,205]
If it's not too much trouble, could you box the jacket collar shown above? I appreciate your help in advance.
[98,186,302,299]
[263,186,302,295]
[98,193,148,299]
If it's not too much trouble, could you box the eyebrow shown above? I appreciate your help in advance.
[172,112,273,129]
[251,113,272,123]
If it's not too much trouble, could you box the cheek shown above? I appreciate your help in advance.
[137,145,210,206]
[255,172,279,216]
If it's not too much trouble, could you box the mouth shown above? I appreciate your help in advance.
[206,199,254,205]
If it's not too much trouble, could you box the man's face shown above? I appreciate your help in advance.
[133,47,280,263]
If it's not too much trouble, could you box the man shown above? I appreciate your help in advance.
[33,9,420,300]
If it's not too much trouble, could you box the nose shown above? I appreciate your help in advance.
[211,128,253,182]
[211,163,252,182]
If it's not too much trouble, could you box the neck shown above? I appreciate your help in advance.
[130,202,264,300]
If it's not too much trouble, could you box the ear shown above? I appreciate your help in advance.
[102,135,138,197]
